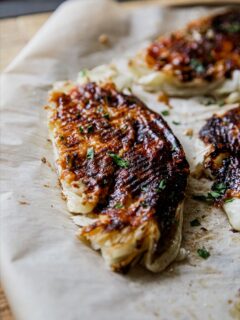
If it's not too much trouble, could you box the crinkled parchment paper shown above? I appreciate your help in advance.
[1,1,240,319]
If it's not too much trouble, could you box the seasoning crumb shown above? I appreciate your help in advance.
[158,92,172,108]
[184,128,193,137]
[19,200,29,205]
[98,34,109,45]
[44,184,50,188]
[230,228,239,233]
[61,192,67,201]
[41,157,47,164]
[41,157,54,170]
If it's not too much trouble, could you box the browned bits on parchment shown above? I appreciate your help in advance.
[98,34,109,45]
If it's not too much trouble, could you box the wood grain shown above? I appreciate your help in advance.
[0,1,239,319]
[0,12,50,71]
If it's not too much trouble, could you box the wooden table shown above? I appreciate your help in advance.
[0,0,239,318]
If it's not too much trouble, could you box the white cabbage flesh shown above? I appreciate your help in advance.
[223,199,240,232]
[76,203,183,272]
[129,54,240,99]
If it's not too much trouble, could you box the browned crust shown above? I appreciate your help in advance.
[48,82,189,236]
[199,106,240,202]
[145,10,240,83]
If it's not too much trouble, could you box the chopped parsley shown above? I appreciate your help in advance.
[79,126,84,133]
[218,100,225,107]
[161,110,170,116]
[126,87,132,94]
[201,96,216,106]
[197,247,210,259]
[102,178,108,186]
[157,179,166,192]
[87,147,94,160]
[190,218,201,227]
[193,183,227,203]
[108,153,129,168]
[190,58,205,74]
[87,125,94,133]
[103,113,110,120]
[140,201,148,208]
[211,183,227,197]
[141,185,148,192]
[172,121,181,125]
[224,198,234,204]
[79,69,87,77]
[114,203,124,209]
[222,22,240,33]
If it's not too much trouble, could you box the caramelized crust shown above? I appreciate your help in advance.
[48,82,189,236]
[145,10,240,82]
[199,106,240,202]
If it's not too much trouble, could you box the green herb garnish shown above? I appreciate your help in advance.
[79,69,87,77]
[190,58,205,74]
[224,198,234,204]
[79,126,84,133]
[87,147,94,160]
[161,110,170,116]
[211,183,227,197]
[222,22,240,33]
[108,153,129,168]
[218,100,225,107]
[201,96,216,106]
[114,203,124,209]
[197,247,210,259]
[157,179,166,192]
[141,201,148,208]
[190,218,201,227]
[102,178,108,186]
[126,87,132,94]
[172,121,181,125]
[193,183,227,203]
[103,113,110,120]
[87,125,94,133]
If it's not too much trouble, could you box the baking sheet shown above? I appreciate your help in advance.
[1,1,240,319]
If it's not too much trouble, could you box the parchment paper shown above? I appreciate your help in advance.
[1,1,240,319]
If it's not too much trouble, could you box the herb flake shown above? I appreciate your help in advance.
[161,110,170,116]
[108,153,129,168]
[197,247,210,259]
[79,69,87,77]
[87,147,94,160]
[157,179,166,192]
[172,121,181,125]
[87,125,94,133]
[103,113,110,120]
[114,203,124,209]
[190,58,205,74]
[224,198,234,204]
